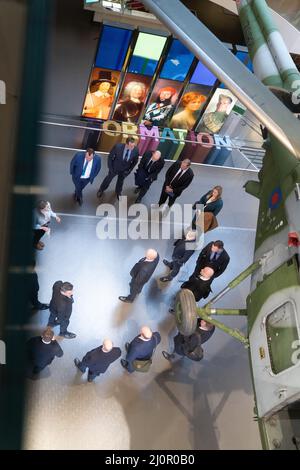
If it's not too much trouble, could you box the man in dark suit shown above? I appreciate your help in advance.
[97,137,139,200]
[162,318,215,361]
[70,147,101,205]
[134,150,164,203]
[47,281,76,339]
[74,339,121,382]
[181,266,214,302]
[121,326,161,373]
[193,240,230,279]
[119,249,159,303]
[160,230,197,282]
[27,328,63,376]
[158,159,194,208]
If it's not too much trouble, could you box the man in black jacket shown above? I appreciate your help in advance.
[74,339,121,382]
[160,230,197,282]
[134,150,164,203]
[47,281,76,339]
[158,159,194,208]
[119,249,159,303]
[97,137,139,199]
[181,266,214,302]
[27,328,63,376]
[193,240,230,279]
[120,326,161,373]
[162,319,215,361]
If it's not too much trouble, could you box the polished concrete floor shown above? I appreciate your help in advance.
[23,149,261,449]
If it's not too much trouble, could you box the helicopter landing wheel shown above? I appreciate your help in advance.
[175,289,198,336]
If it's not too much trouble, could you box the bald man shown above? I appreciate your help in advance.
[134,150,165,203]
[119,249,160,303]
[181,266,214,302]
[121,326,161,373]
[74,339,121,382]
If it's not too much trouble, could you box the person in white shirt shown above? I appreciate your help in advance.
[70,148,101,205]
[158,159,194,207]
[33,201,61,250]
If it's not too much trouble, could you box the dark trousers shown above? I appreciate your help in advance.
[100,169,126,196]
[72,177,90,201]
[48,311,70,334]
[128,280,143,301]
[168,258,184,279]
[137,182,152,200]
[76,360,98,381]
[158,188,178,207]
[33,229,45,247]
[30,289,39,308]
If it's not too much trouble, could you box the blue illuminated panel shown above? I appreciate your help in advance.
[190,61,217,86]
[95,25,132,71]
[160,39,194,82]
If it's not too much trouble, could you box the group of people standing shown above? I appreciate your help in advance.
[28,138,229,381]
[28,240,230,381]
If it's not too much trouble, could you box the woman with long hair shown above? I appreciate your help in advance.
[192,185,223,232]
[170,91,206,130]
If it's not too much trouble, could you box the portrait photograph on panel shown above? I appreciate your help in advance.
[113,73,152,123]
[196,88,238,134]
[169,84,209,130]
[142,78,183,128]
[82,68,120,120]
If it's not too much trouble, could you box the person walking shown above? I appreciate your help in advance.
[119,249,159,303]
[74,339,121,382]
[97,137,139,200]
[70,147,101,205]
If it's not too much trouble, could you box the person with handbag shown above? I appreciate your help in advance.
[134,150,164,203]
[192,185,223,232]
[120,326,161,373]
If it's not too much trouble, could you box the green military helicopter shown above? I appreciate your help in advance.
[142,0,300,450]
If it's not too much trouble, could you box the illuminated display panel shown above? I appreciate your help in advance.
[82,68,120,119]
[128,32,167,76]
[95,25,132,71]
[160,39,194,82]
[113,73,152,123]
[196,88,238,134]
[190,60,217,86]
[170,84,209,130]
[142,78,183,127]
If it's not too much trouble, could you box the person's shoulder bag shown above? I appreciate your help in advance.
[133,336,158,373]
